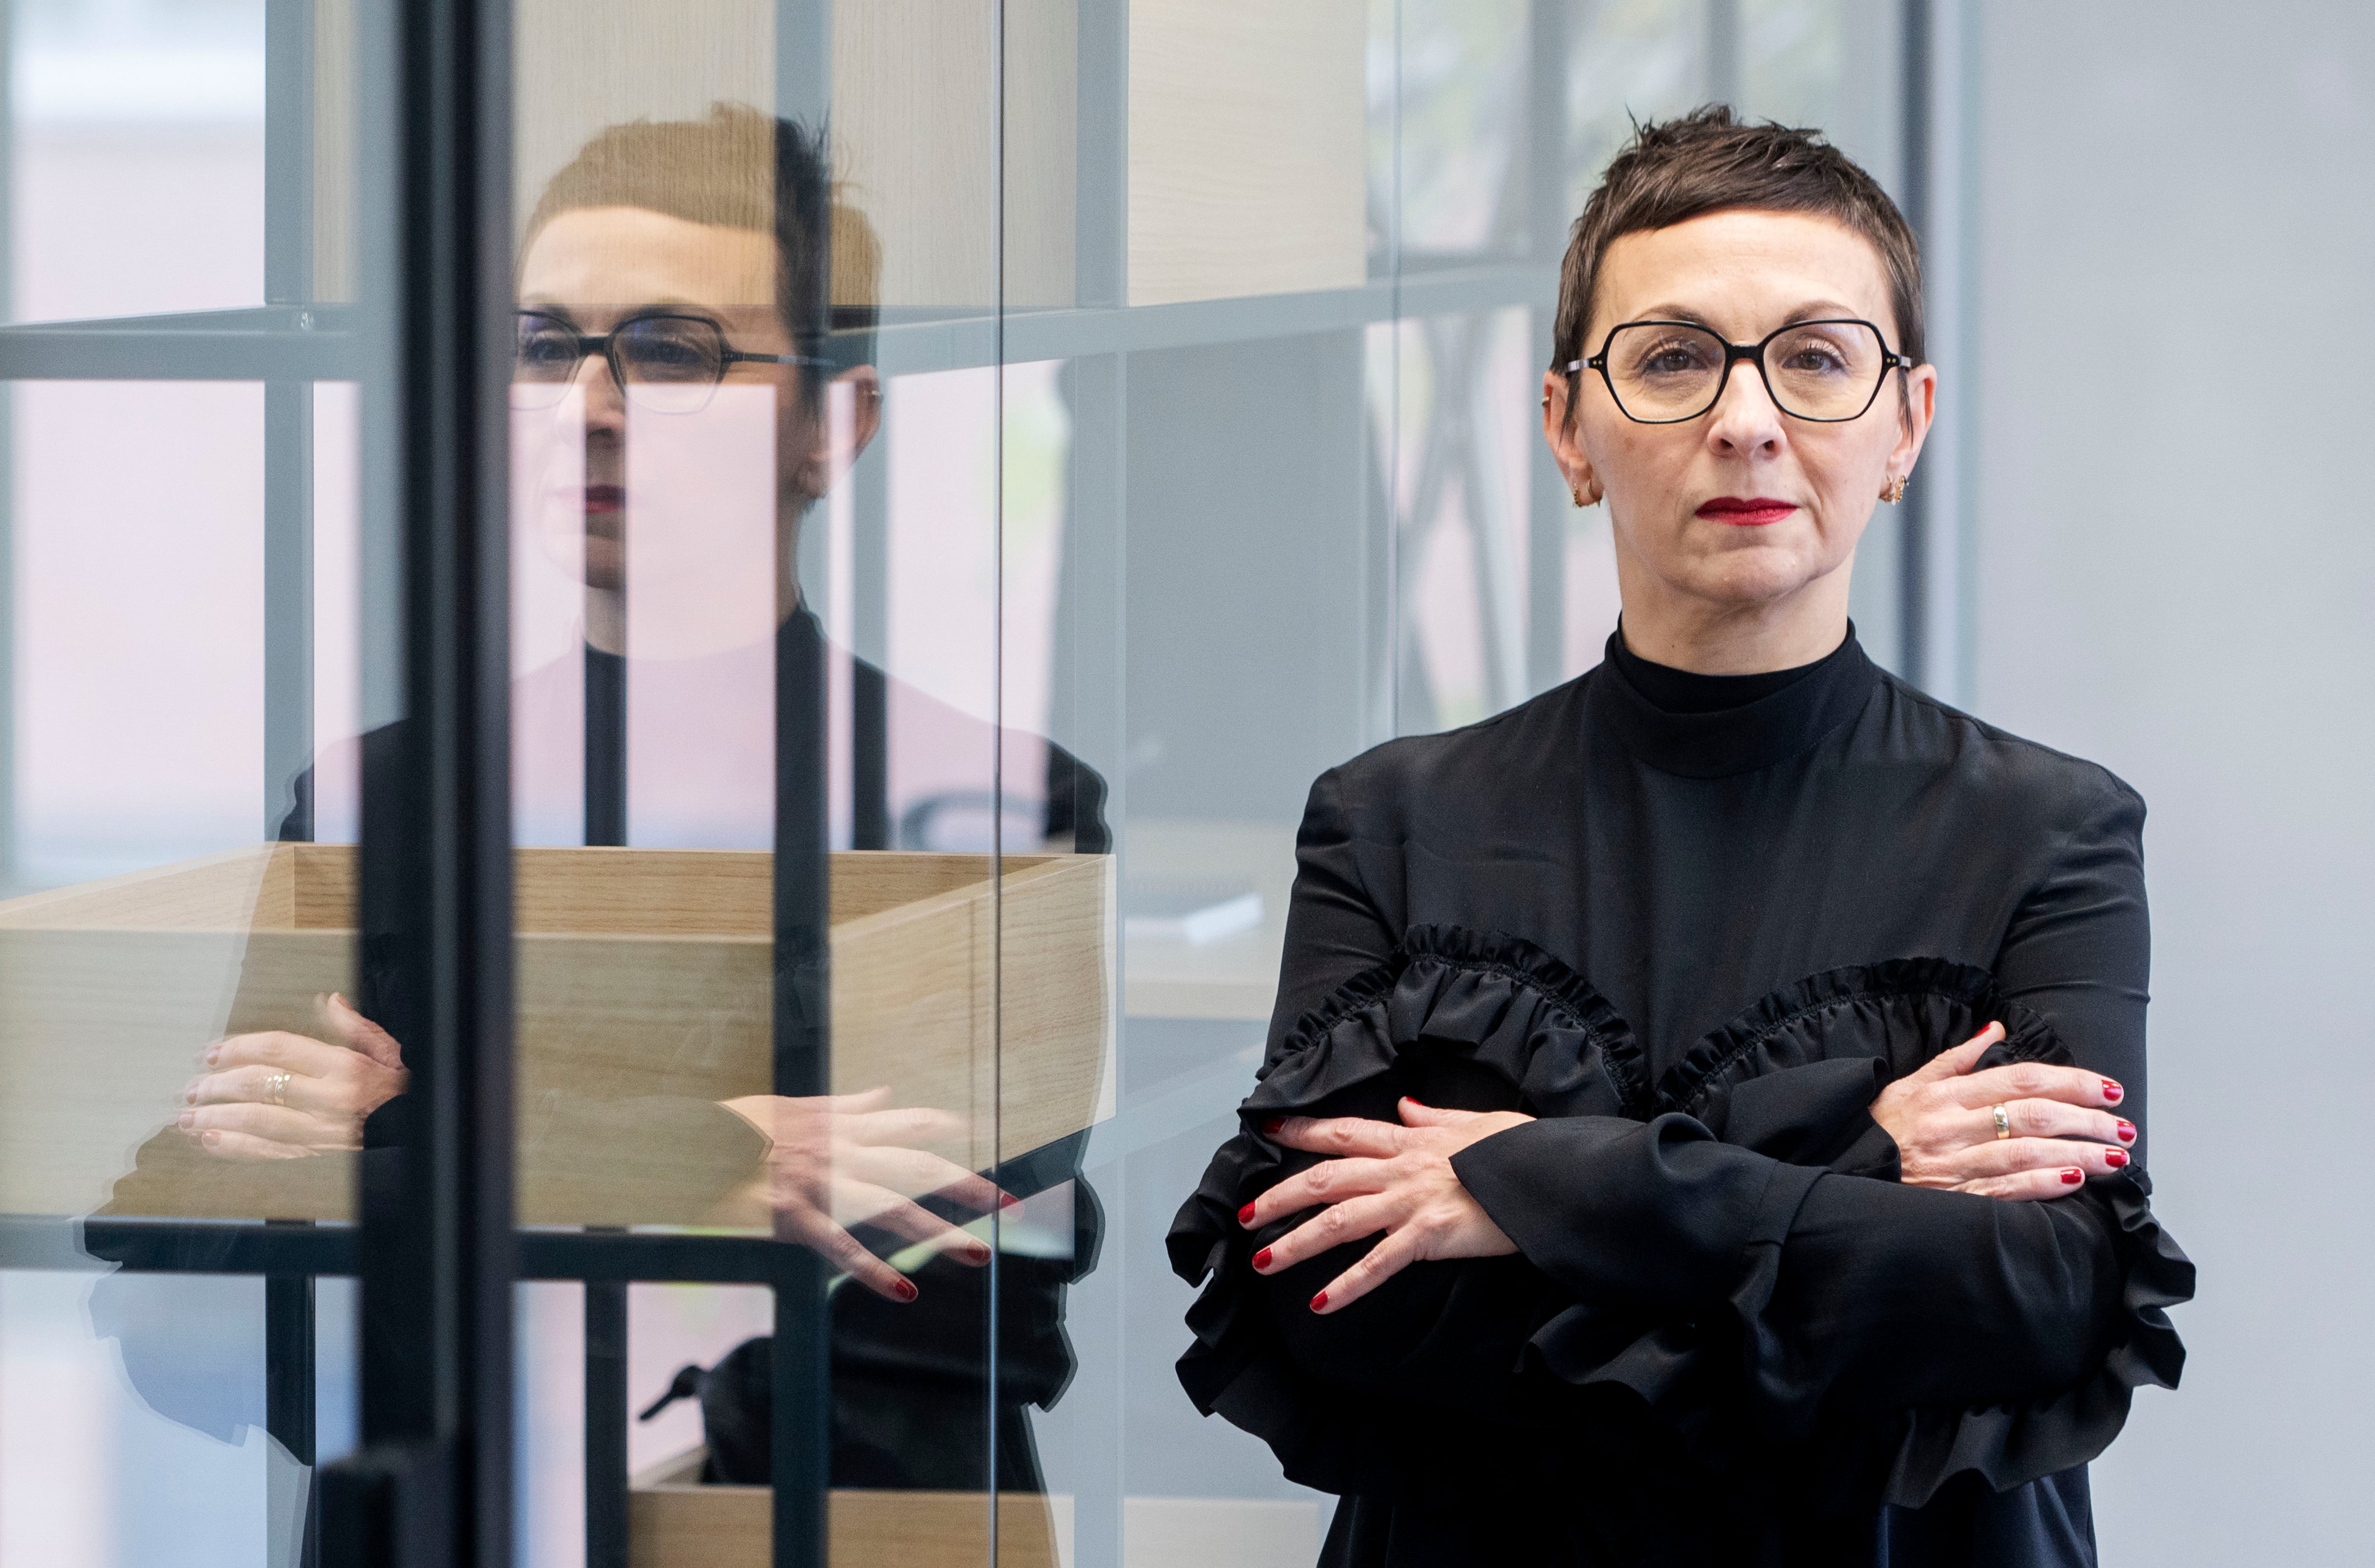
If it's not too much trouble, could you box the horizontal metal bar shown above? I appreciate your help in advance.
[0,305,360,381]
[0,265,1553,386]
[866,264,1558,375]
[0,1129,1094,1281]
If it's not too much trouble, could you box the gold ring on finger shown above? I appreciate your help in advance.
[1991,1103,2011,1140]
[266,1069,292,1108]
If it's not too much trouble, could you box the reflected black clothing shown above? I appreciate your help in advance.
[100,610,1110,1492]
[1171,630,2191,1566]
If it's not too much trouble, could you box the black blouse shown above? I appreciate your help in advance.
[1170,629,2192,1567]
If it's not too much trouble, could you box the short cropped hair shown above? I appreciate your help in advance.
[522,103,879,373]
[1551,106,1923,393]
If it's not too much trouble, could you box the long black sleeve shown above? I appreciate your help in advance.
[1173,638,2189,1561]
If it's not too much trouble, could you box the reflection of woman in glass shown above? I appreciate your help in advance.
[110,105,1102,1493]
[1176,109,2189,1565]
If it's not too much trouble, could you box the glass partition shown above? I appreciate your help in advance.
[0,3,1923,1565]
[0,0,386,1563]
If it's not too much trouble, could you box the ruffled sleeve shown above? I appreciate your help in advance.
[1458,961,2193,1511]
[1165,926,1642,1496]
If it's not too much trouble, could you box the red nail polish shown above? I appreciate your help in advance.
[1261,1117,1285,1135]
[2104,1148,2128,1169]
[2116,1120,2135,1143]
[1252,1247,1272,1270]
[1238,1202,1257,1226]
[893,1278,918,1303]
[2100,1080,2122,1103]
[2060,1167,2082,1184]
[1310,1291,1329,1312]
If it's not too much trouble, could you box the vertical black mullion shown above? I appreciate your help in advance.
[774,10,836,1568]
[772,621,833,1568]
[266,1236,320,1568]
[1897,0,1934,692]
[582,1274,629,1568]
[324,0,514,1564]
[584,647,626,845]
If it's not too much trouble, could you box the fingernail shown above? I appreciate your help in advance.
[1252,1247,1272,1271]
[1001,1194,1025,1211]
[177,1110,195,1130]
[183,1086,199,1105]
[2060,1167,2082,1184]
[1237,1202,1257,1226]
[2104,1148,2128,1169]
[968,1243,992,1264]
[2116,1120,2135,1143]
[205,1046,220,1066]
[201,1129,221,1148]
[1310,1291,1328,1312]
[2100,1080,2122,1103]
[1261,1117,1285,1135]
[893,1278,918,1303]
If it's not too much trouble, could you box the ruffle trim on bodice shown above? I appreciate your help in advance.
[1168,927,2193,1510]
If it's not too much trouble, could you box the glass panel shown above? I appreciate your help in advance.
[506,3,1012,1562]
[0,0,385,1563]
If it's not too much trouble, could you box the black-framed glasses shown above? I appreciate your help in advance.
[511,309,835,414]
[1565,317,1914,424]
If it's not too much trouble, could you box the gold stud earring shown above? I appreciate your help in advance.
[1881,474,1909,504]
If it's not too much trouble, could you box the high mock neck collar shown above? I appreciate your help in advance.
[1584,624,1880,778]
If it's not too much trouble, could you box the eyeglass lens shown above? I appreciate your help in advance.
[512,313,731,413]
[1602,321,1888,423]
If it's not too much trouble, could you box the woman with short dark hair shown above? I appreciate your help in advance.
[1173,107,2191,1566]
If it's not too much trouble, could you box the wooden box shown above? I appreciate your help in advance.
[0,845,1112,1226]
[629,1447,1071,1568]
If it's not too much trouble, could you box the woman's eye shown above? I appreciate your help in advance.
[1637,343,1713,377]
[1780,344,1848,375]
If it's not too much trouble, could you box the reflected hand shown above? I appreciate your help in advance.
[180,992,408,1160]
[719,1087,1012,1304]
[1871,1021,2136,1200]
[1242,1097,1527,1316]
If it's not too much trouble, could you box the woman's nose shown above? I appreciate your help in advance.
[572,349,628,424]
[1704,360,1785,454]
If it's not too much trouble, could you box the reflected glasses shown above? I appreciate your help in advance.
[512,309,834,414]
[1566,318,1913,424]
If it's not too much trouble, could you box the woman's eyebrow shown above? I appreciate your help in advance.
[1630,303,1718,328]
[1624,300,1872,335]
[1778,300,1866,326]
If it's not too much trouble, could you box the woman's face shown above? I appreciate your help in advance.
[1544,208,1935,623]
[515,205,878,595]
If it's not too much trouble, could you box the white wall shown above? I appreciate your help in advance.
[1966,5,2374,1559]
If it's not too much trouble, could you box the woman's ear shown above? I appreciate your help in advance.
[791,364,884,502]
[1540,368,1603,507]
[1888,361,1938,489]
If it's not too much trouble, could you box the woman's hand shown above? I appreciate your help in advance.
[718,1086,1013,1304]
[1871,1021,2136,1199]
[1240,1097,1530,1316]
[179,992,408,1159]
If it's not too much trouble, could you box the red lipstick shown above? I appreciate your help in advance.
[584,484,625,515]
[1696,496,1797,526]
